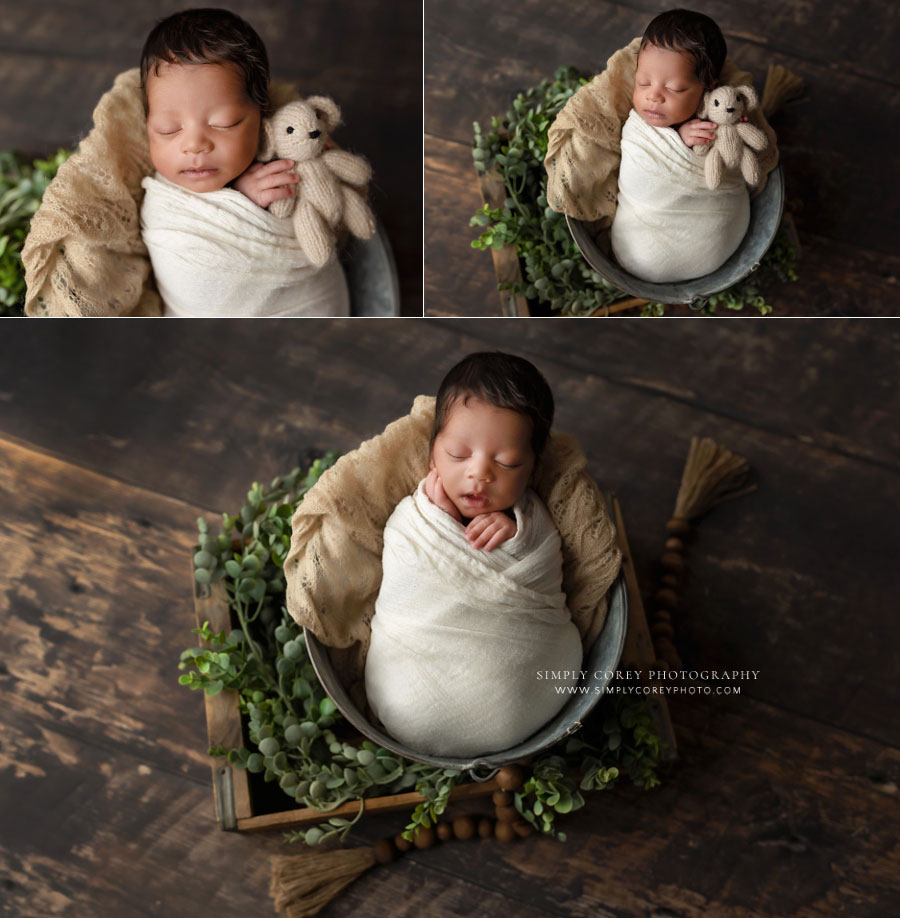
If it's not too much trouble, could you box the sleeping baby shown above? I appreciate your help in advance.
[364,353,583,758]
[609,9,752,283]
[139,8,349,317]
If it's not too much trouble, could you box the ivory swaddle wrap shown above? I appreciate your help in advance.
[610,110,750,283]
[140,174,349,317]
[365,480,582,757]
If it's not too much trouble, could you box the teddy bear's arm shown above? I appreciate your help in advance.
[321,150,372,187]
[736,122,767,151]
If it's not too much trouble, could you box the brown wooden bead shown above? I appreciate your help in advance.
[661,574,679,588]
[477,818,493,838]
[436,822,453,841]
[654,588,678,609]
[495,821,516,842]
[661,552,685,572]
[412,826,435,849]
[666,518,690,535]
[394,833,411,852]
[491,790,513,807]
[373,838,396,864]
[513,820,535,838]
[452,815,476,840]
[651,622,675,641]
[665,537,684,552]
[654,609,672,623]
[495,805,518,823]
[496,765,525,792]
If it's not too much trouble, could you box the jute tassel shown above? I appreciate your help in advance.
[270,847,377,917]
[652,438,756,672]
[761,63,805,119]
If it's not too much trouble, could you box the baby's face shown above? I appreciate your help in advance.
[633,43,705,128]
[431,397,535,519]
[145,61,261,192]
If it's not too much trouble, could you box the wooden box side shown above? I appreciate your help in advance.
[191,574,253,824]
[611,496,678,762]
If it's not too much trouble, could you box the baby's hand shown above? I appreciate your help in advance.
[424,469,462,522]
[465,511,516,552]
[232,160,300,209]
[678,119,717,147]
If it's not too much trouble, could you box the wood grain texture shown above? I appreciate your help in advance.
[0,0,423,313]
[424,0,900,316]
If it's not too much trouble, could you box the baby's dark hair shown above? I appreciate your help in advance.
[140,8,271,115]
[430,352,555,460]
[640,8,727,90]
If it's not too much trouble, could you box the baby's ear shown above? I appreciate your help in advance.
[735,85,759,113]
[306,95,341,134]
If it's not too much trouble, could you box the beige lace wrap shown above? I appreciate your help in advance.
[22,69,298,317]
[544,37,779,224]
[284,395,622,706]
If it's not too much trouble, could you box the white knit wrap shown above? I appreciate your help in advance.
[140,173,349,317]
[364,480,583,758]
[610,110,750,283]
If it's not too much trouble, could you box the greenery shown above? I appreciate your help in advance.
[0,149,71,317]
[470,66,798,316]
[181,455,663,847]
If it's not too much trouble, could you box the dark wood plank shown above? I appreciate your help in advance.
[425,0,900,266]
[0,435,213,781]
[332,694,900,918]
[0,0,422,314]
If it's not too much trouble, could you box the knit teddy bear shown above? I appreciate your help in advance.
[692,84,768,190]
[260,96,376,267]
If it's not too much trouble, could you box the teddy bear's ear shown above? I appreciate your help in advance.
[735,85,759,113]
[696,91,710,120]
[259,119,276,161]
[306,95,341,134]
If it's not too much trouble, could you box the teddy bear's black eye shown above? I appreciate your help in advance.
[308,129,321,139]
[714,99,720,106]
[286,126,294,134]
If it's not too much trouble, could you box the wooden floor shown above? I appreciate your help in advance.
[2,319,899,916]
[424,0,900,316]
[0,0,422,315]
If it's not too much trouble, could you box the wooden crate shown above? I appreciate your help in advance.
[190,495,675,832]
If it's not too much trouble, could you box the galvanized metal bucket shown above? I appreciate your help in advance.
[342,218,400,316]
[567,164,785,308]
[304,572,628,778]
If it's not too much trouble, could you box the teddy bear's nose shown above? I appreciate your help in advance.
[308,129,321,139]
[726,107,735,113]
[286,127,294,134]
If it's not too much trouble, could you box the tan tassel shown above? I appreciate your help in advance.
[673,437,755,522]
[761,63,805,118]
[649,439,756,673]
[270,847,377,917]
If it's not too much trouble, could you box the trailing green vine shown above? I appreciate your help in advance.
[471,66,798,316]
[0,149,71,317]
[181,455,663,847]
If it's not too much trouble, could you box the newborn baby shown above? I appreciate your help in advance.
[139,8,349,317]
[364,352,583,758]
[610,9,751,283]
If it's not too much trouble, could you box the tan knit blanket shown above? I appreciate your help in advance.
[22,69,299,317]
[284,395,622,707]
[545,37,779,224]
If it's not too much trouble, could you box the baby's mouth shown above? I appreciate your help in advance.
[181,166,218,178]
[461,492,489,508]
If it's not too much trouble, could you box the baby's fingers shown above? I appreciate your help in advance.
[481,526,510,552]
[468,520,500,550]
